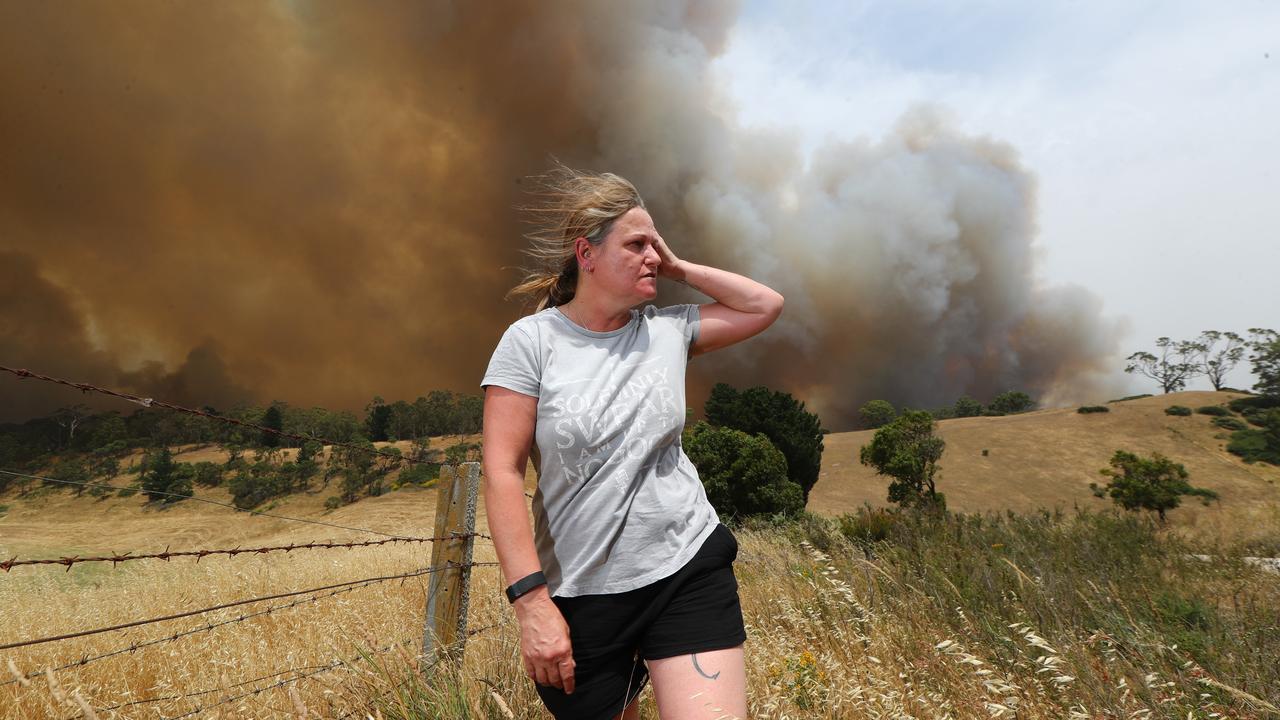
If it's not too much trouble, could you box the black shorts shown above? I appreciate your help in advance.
[536,523,747,719]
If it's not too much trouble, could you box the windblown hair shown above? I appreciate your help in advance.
[509,165,646,310]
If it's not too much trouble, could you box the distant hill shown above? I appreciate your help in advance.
[808,391,1280,543]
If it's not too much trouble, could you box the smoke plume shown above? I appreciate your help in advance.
[0,2,1123,429]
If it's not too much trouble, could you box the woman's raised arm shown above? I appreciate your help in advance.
[652,234,784,357]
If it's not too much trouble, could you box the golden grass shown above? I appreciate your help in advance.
[3,395,1279,717]
[809,390,1280,545]
[3,495,1278,718]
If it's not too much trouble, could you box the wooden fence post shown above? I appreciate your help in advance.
[422,460,481,671]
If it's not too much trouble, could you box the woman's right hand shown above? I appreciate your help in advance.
[514,588,576,694]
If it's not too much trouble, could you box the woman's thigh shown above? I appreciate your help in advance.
[647,645,747,719]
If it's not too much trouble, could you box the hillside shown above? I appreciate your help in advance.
[809,390,1280,543]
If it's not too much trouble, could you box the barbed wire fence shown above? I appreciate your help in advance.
[0,365,519,718]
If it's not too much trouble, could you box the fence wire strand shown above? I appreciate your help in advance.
[2,533,491,572]
[1,563,499,688]
[0,562,497,653]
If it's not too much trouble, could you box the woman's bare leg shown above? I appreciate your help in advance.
[647,646,747,719]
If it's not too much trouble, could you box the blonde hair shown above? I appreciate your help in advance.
[508,165,646,311]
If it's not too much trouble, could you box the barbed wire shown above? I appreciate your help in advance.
[0,468,444,541]
[0,365,466,468]
[2,533,492,572]
[0,567,483,687]
[0,562,497,653]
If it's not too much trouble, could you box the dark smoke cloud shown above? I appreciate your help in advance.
[0,2,1122,429]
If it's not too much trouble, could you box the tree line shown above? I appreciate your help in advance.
[1125,328,1279,394]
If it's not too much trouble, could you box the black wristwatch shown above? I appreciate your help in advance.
[505,570,547,603]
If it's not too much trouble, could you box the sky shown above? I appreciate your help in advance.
[713,0,1280,393]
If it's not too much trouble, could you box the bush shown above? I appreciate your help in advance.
[1228,395,1280,414]
[953,396,983,418]
[191,461,223,487]
[396,463,439,488]
[859,400,897,429]
[1109,393,1153,403]
[324,496,342,510]
[1243,408,1269,427]
[1226,409,1280,465]
[989,391,1036,414]
[1078,406,1110,414]
[704,383,824,504]
[1211,417,1248,431]
[1091,450,1218,522]
[859,410,946,508]
[140,447,192,504]
[838,507,900,547]
[226,460,293,509]
[1196,405,1231,417]
[684,422,804,520]
[1165,405,1192,416]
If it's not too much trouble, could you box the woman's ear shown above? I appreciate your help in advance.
[574,237,591,266]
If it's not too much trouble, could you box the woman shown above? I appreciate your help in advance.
[481,167,783,719]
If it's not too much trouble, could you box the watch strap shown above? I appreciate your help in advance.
[505,570,547,603]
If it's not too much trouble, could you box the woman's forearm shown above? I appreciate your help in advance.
[483,469,543,586]
[669,259,784,316]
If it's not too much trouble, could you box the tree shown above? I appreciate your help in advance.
[684,422,803,519]
[953,396,983,418]
[989,391,1035,415]
[1125,337,1204,393]
[1197,331,1247,391]
[140,447,191,504]
[53,404,90,446]
[260,405,284,448]
[1090,450,1217,522]
[1248,328,1280,398]
[704,383,825,504]
[859,410,946,508]
[859,400,897,429]
[1226,408,1280,465]
[364,396,391,442]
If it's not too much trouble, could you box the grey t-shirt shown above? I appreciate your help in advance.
[481,303,721,597]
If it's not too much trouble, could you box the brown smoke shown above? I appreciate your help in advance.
[0,2,1122,429]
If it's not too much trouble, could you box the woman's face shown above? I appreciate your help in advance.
[588,207,662,305]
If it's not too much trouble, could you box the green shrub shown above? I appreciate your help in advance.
[1165,405,1192,416]
[1228,395,1280,413]
[989,391,1036,414]
[191,461,223,487]
[1226,410,1280,465]
[397,463,439,487]
[1108,393,1153,403]
[838,507,899,547]
[226,460,293,509]
[953,396,984,418]
[1078,405,1110,414]
[324,496,342,510]
[685,421,804,519]
[1196,405,1231,417]
[1243,408,1269,427]
[1211,417,1247,431]
[858,399,897,429]
[443,441,481,465]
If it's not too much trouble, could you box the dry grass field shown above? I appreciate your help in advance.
[2,392,1278,718]
[809,390,1280,546]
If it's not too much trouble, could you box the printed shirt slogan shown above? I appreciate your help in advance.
[543,357,680,491]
